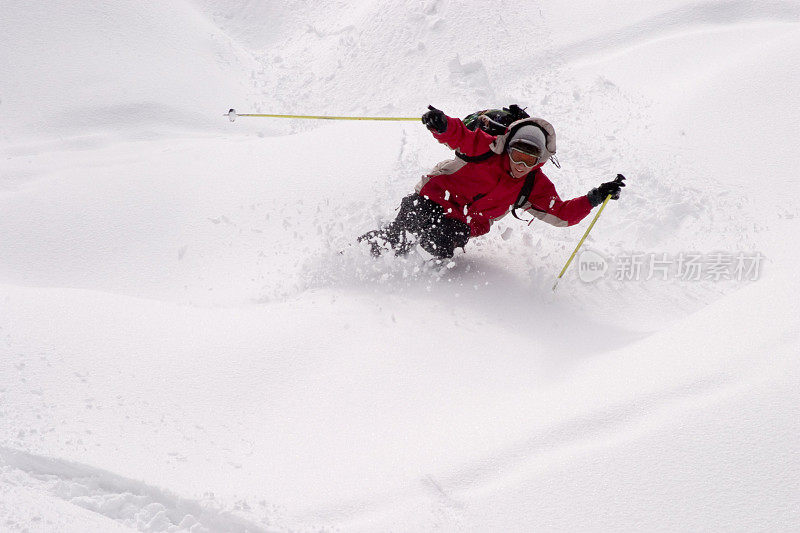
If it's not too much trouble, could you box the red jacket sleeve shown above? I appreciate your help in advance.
[431,117,496,157]
[527,173,593,227]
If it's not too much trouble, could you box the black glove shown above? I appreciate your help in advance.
[421,105,448,133]
[587,174,626,207]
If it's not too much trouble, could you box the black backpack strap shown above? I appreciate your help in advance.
[505,104,530,121]
[511,170,538,221]
[455,150,494,163]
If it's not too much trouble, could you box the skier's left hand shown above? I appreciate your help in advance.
[588,174,626,207]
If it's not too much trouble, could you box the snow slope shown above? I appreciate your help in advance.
[0,0,259,143]
[1,0,799,531]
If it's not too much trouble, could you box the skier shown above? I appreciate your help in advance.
[359,105,625,259]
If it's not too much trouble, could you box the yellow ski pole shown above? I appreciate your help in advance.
[225,109,417,122]
[552,194,612,292]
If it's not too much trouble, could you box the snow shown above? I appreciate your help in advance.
[2,0,799,531]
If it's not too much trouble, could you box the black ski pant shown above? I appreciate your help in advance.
[360,194,470,259]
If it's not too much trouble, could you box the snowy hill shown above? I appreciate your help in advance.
[0,0,258,143]
[1,1,799,531]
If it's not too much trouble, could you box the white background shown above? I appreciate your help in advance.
[1,1,799,531]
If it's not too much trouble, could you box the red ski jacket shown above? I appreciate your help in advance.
[416,116,593,237]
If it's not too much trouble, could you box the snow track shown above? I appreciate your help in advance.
[0,447,271,533]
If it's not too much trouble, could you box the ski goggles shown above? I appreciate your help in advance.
[509,147,540,167]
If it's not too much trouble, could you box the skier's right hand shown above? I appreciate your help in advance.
[422,105,448,133]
